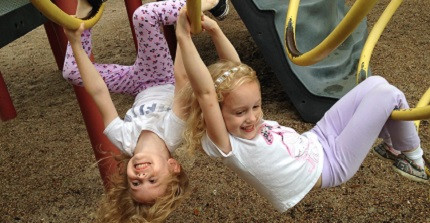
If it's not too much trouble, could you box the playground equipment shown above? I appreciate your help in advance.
[284,0,430,130]
[0,0,47,121]
[30,0,105,29]
[284,0,378,66]
[187,0,202,34]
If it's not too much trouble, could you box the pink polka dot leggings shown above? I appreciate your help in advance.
[63,0,186,96]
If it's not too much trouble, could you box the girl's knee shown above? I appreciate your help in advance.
[364,76,405,103]
[62,65,81,85]
[133,3,155,24]
[366,75,388,85]
[374,84,402,96]
[373,84,406,107]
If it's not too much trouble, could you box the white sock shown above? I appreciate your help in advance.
[402,146,425,168]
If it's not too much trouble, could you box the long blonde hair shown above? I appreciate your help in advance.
[94,154,189,222]
[180,60,259,154]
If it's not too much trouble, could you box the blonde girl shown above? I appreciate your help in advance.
[63,0,228,221]
[176,9,428,212]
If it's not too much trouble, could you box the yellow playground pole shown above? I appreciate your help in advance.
[284,0,378,66]
[356,0,403,83]
[284,0,430,127]
[187,0,202,34]
[391,87,430,130]
[352,0,430,126]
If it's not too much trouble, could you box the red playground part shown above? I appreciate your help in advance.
[0,71,17,121]
[124,0,142,51]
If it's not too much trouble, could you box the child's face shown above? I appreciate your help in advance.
[221,81,262,140]
[126,152,180,203]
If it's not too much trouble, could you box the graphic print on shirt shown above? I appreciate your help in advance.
[124,102,171,122]
[260,123,319,172]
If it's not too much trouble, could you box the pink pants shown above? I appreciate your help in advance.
[310,76,420,187]
[62,0,186,96]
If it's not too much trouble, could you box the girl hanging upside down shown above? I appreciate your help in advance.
[62,0,229,221]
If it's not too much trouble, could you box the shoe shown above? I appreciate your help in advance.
[424,155,430,176]
[373,143,400,162]
[392,154,429,183]
[209,0,229,21]
[82,0,107,20]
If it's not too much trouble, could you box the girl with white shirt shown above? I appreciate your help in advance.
[176,8,428,212]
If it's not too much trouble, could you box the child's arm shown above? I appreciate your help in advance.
[171,43,189,121]
[176,9,232,154]
[201,15,240,63]
[64,23,118,127]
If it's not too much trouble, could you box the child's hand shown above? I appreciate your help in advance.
[63,23,85,45]
[201,15,219,34]
[176,8,192,39]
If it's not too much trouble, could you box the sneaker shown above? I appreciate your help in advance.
[424,155,430,176]
[82,0,107,20]
[209,0,229,21]
[373,143,400,162]
[392,154,429,183]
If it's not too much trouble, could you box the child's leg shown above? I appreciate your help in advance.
[311,76,420,187]
[130,0,223,95]
[64,0,222,96]
[127,0,187,95]
[63,0,187,95]
[63,0,142,95]
[62,30,137,95]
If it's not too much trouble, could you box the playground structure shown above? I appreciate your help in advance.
[283,0,430,130]
[31,0,106,30]
[0,1,46,121]
[1,0,428,191]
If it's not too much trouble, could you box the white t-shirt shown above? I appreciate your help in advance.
[202,120,324,212]
[104,84,185,156]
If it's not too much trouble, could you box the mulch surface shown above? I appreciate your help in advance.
[1,0,429,222]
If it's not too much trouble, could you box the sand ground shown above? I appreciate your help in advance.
[1,0,429,222]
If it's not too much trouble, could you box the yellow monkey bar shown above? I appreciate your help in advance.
[187,0,202,34]
[355,0,402,83]
[30,0,105,29]
[284,0,378,66]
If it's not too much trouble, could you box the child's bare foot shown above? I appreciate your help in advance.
[76,0,105,20]
[201,0,219,12]
[76,0,93,19]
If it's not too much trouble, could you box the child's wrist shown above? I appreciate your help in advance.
[176,32,192,41]
[206,25,219,35]
[70,40,81,47]
[208,25,222,37]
